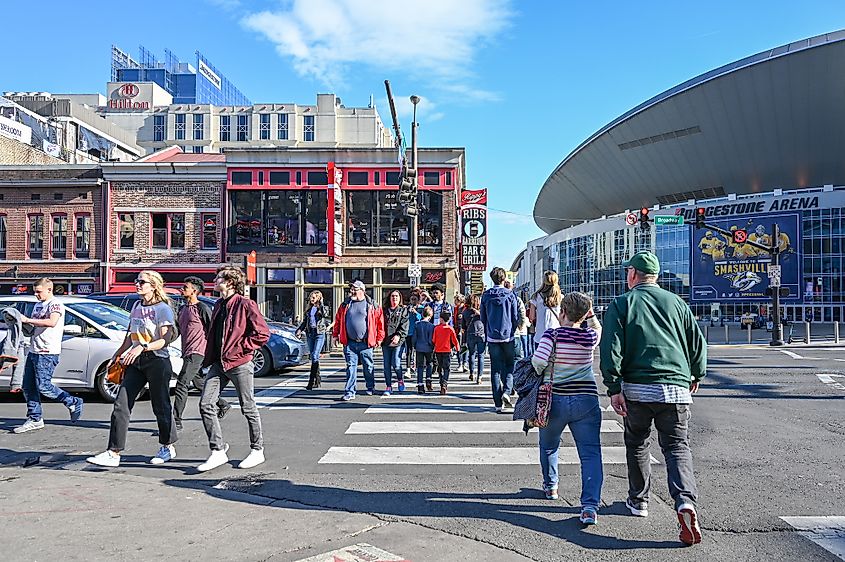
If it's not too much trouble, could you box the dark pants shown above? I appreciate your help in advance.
[467,337,486,379]
[416,351,433,386]
[435,352,451,385]
[488,341,515,408]
[201,361,262,451]
[22,353,75,421]
[108,353,177,451]
[173,353,226,424]
[623,400,698,509]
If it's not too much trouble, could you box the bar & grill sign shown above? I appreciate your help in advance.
[460,189,488,271]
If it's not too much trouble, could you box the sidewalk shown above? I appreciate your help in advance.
[0,466,530,562]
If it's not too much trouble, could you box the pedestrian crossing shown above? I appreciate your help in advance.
[317,367,658,468]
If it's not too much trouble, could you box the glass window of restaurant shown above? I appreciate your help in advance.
[230,189,327,250]
[265,268,296,323]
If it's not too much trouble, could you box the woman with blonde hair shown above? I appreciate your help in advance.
[87,270,178,467]
[296,290,332,390]
[528,271,562,349]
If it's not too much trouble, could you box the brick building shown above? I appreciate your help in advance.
[224,147,465,322]
[0,165,103,294]
[101,149,226,292]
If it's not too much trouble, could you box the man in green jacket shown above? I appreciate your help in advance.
[599,251,706,546]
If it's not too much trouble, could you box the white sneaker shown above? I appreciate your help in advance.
[501,393,514,408]
[149,444,176,465]
[86,450,121,467]
[238,448,265,469]
[13,419,44,434]
[198,444,230,472]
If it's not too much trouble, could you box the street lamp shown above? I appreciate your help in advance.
[409,95,421,286]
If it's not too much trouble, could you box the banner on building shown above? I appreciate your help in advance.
[460,189,488,272]
[690,212,801,301]
[0,114,32,145]
[326,162,343,258]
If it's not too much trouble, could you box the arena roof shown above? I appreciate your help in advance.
[534,29,845,234]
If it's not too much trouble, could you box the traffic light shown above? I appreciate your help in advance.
[639,207,650,232]
[695,207,706,229]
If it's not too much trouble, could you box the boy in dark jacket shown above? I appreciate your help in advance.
[412,306,435,394]
[481,267,521,411]
[433,311,460,395]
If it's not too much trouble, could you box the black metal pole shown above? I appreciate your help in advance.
[770,223,784,346]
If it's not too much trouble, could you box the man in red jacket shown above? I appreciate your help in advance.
[198,265,270,472]
[332,280,385,401]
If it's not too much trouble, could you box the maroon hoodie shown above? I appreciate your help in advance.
[203,294,270,371]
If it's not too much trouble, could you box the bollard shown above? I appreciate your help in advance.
[805,321,811,344]
[704,324,709,343]
[747,323,752,344]
[725,324,730,344]
[835,322,840,344]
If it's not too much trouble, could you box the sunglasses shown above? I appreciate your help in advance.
[134,279,150,285]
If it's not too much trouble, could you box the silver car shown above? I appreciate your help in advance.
[0,296,183,402]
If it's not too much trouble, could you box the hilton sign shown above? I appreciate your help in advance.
[107,83,151,110]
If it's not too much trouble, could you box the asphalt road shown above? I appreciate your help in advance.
[1,343,843,561]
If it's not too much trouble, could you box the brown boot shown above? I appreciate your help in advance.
[439,384,447,395]
[426,380,434,392]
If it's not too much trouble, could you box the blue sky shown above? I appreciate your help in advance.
[3,0,843,274]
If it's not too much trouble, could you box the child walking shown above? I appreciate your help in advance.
[433,311,460,395]
[412,306,435,394]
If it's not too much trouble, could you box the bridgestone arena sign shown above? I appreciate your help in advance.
[460,189,488,271]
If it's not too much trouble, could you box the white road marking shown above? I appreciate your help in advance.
[365,404,497,414]
[295,543,408,562]
[345,420,623,434]
[780,516,845,559]
[816,374,845,391]
[388,390,491,399]
[319,446,656,465]
[778,349,804,359]
[834,358,845,362]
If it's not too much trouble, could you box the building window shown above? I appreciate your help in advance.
[386,171,400,185]
[304,115,315,141]
[28,215,44,259]
[446,171,452,186]
[307,171,328,185]
[231,171,252,185]
[347,190,441,247]
[269,171,290,185]
[277,113,288,140]
[118,213,134,249]
[230,190,328,248]
[347,171,369,186]
[423,171,440,186]
[153,115,166,142]
[259,114,270,140]
[193,114,204,140]
[237,114,249,141]
[175,114,186,140]
[192,145,204,154]
[51,215,68,258]
[220,115,231,141]
[201,213,218,250]
[0,215,6,259]
[151,213,185,249]
[75,215,91,259]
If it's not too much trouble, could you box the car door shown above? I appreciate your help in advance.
[53,308,91,388]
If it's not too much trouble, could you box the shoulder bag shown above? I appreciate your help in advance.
[535,331,556,428]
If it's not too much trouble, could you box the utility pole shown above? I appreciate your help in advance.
[694,207,786,346]
[384,80,421,288]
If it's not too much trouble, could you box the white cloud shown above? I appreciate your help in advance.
[241,0,512,92]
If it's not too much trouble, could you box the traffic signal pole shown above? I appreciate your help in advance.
[410,96,420,279]
[694,208,784,346]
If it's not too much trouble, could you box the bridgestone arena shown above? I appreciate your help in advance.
[518,29,845,324]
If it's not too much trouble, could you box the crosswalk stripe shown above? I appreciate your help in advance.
[345,420,623,434]
[780,516,845,559]
[364,403,619,415]
[318,446,655,465]
[388,391,491,399]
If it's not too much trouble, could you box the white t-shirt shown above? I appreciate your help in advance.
[30,298,65,355]
[129,301,175,358]
[531,294,561,345]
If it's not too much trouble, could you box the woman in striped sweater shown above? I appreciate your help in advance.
[531,291,603,526]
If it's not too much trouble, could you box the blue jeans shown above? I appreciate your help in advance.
[488,341,515,408]
[520,335,532,358]
[539,394,604,510]
[306,332,326,362]
[382,345,403,387]
[416,351,433,385]
[343,342,375,396]
[22,353,75,421]
[467,337,486,379]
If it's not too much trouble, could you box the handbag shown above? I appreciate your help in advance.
[535,331,556,428]
[106,361,126,385]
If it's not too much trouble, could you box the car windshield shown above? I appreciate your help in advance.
[66,302,131,331]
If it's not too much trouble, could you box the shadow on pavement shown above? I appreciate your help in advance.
[164,478,681,552]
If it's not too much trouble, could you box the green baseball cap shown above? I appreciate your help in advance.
[622,251,660,275]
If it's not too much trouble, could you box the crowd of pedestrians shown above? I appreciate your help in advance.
[8,252,705,546]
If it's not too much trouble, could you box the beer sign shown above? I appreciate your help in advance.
[460,189,488,272]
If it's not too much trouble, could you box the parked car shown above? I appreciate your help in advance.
[85,292,307,376]
[0,296,183,402]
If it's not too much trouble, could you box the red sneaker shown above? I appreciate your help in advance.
[678,503,702,545]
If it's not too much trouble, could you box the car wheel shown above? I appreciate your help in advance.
[94,363,119,403]
[253,346,273,377]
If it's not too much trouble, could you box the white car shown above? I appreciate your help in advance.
[0,296,183,402]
